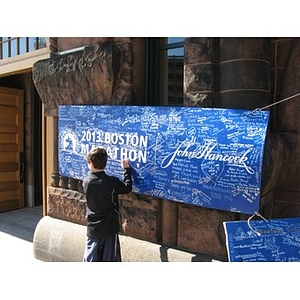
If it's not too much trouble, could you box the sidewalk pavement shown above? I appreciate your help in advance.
[0,206,43,264]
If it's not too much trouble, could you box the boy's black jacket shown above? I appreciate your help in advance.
[83,168,132,239]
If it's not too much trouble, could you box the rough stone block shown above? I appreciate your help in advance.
[184,64,212,93]
[33,40,134,116]
[47,187,161,242]
[119,193,161,242]
[47,186,86,225]
[177,204,236,257]
[184,37,213,65]
[184,92,212,107]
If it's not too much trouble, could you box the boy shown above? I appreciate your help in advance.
[82,147,132,262]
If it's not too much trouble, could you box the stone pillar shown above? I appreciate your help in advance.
[184,37,218,107]
[272,38,300,217]
[218,38,275,219]
[219,37,271,109]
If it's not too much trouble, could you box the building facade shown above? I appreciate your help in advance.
[0,37,299,258]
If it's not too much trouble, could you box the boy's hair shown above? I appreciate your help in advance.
[87,147,107,169]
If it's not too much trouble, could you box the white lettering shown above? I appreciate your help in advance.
[81,144,90,155]
[119,133,125,145]
[160,138,254,174]
[139,135,148,148]
[80,130,149,163]
[99,132,148,148]
[119,148,147,163]
[111,133,118,144]
[131,135,139,146]
[120,148,127,160]
[104,132,110,144]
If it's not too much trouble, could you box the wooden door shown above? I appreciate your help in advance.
[0,86,24,212]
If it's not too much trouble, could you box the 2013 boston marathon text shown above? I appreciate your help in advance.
[81,130,148,163]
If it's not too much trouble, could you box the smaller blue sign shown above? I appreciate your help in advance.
[223,218,300,262]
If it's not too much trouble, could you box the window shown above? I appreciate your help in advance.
[0,37,47,60]
[146,37,184,106]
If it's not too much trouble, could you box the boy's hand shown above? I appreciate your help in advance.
[121,159,130,169]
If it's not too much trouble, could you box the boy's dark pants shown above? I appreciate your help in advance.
[83,234,121,262]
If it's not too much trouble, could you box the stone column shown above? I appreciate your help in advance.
[272,38,300,217]
[218,38,283,220]
[184,37,218,107]
[218,37,271,109]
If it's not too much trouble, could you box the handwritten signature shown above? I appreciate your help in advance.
[160,138,254,174]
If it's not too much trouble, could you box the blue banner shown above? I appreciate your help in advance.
[223,218,300,262]
[58,105,269,214]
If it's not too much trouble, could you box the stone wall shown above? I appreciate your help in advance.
[33,37,300,258]
[33,40,134,116]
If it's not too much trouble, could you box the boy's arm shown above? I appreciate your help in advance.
[116,159,132,194]
[121,159,130,169]
[82,176,89,194]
